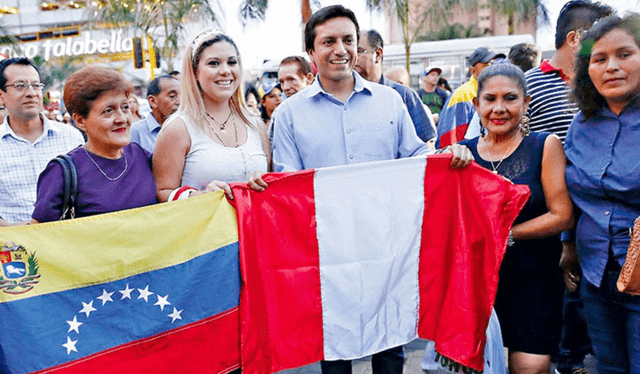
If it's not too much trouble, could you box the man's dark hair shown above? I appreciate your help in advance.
[0,57,40,91]
[365,29,384,50]
[508,43,540,72]
[573,13,640,118]
[280,56,313,77]
[304,5,359,52]
[555,1,613,50]
[245,84,260,103]
[147,75,177,97]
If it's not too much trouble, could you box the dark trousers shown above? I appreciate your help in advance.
[320,346,404,374]
[581,264,640,374]
[556,284,593,370]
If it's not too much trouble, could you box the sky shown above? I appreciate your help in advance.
[215,0,640,72]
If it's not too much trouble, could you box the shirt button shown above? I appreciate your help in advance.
[349,155,354,159]
[343,107,347,111]
[605,211,610,215]
[390,120,394,125]
[346,130,351,134]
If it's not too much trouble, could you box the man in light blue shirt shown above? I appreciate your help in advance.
[269,5,471,374]
[271,6,469,174]
[130,75,180,153]
[0,57,84,226]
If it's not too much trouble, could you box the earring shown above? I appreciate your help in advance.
[519,116,531,137]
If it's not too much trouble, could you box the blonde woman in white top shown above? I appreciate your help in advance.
[153,30,270,202]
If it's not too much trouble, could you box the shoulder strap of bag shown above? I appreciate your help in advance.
[49,155,78,220]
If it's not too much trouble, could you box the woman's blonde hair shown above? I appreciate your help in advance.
[173,29,254,130]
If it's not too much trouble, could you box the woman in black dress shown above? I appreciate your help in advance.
[458,63,574,374]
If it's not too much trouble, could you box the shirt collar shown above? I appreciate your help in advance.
[144,114,162,132]
[539,60,569,82]
[597,95,640,119]
[0,113,56,140]
[41,114,61,134]
[302,70,372,99]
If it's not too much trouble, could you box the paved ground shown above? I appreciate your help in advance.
[278,339,598,374]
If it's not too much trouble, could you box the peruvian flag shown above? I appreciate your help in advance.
[231,154,529,373]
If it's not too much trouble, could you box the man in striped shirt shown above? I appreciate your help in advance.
[525,1,612,143]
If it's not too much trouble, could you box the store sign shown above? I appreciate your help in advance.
[0,30,133,61]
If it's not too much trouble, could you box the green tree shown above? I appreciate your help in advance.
[423,0,549,36]
[0,17,18,50]
[418,23,483,42]
[487,0,549,35]
[239,0,317,28]
[86,0,218,71]
[370,0,548,72]
[367,0,435,73]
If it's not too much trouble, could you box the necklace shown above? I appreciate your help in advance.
[205,113,239,148]
[486,143,514,174]
[83,147,128,181]
[205,109,233,132]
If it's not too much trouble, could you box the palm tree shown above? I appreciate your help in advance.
[86,0,218,71]
[0,16,18,50]
[239,0,318,27]
[370,0,548,73]
[367,0,437,73]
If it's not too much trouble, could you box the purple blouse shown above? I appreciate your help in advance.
[32,143,157,222]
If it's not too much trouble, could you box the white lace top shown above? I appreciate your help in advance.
[180,114,268,190]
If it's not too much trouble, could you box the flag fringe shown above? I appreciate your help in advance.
[434,352,483,374]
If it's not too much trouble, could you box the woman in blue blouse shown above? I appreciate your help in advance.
[565,13,640,373]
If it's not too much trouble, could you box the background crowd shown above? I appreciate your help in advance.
[1,1,639,373]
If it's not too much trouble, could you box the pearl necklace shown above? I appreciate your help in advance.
[83,147,128,181]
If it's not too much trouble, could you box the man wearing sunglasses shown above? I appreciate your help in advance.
[0,57,84,226]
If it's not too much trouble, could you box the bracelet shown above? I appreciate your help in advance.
[168,186,197,202]
[507,229,515,247]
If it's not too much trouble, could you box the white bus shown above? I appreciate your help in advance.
[382,34,536,89]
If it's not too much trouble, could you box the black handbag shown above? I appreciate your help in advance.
[49,155,78,220]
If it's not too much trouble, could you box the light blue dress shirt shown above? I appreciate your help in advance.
[130,114,161,153]
[0,115,84,223]
[272,72,429,172]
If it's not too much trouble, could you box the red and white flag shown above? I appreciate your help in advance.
[231,154,529,373]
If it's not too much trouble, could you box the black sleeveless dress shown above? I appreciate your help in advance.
[459,132,563,355]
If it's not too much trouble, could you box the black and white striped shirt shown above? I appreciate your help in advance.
[525,61,578,143]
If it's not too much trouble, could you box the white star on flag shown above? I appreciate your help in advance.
[66,316,83,334]
[137,285,154,302]
[154,294,171,311]
[168,307,183,323]
[97,289,114,306]
[79,301,97,318]
[62,336,78,355]
[119,284,134,300]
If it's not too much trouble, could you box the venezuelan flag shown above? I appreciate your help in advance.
[0,192,240,374]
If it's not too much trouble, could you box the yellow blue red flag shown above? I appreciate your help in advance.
[0,192,240,374]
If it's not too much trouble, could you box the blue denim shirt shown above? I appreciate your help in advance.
[565,99,640,287]
[272,72,429,172]
[379,75,436,142]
